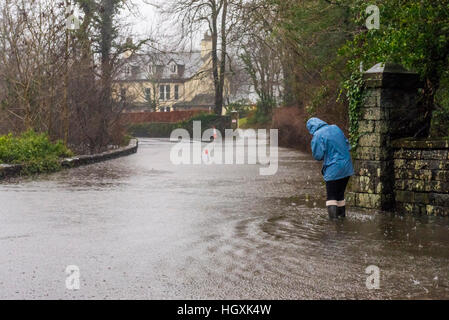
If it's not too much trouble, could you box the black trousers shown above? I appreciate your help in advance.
[325,176,350,202]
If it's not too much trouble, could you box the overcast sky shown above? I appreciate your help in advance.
[122,0,205,51]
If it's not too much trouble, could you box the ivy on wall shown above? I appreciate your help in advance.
[341,72,364,149]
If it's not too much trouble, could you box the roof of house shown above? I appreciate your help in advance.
[117,51,205,82]
[173,93,215,108]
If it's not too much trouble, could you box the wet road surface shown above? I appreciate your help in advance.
[1,138,449,299]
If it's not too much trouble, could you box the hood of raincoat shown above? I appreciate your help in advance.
[307,118,328,135]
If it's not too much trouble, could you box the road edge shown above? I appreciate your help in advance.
[0,139,139,180]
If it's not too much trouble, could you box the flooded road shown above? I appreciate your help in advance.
[1,138,449,299]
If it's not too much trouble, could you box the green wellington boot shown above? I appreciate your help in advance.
[327,205,338,219]
[337,206,346,218]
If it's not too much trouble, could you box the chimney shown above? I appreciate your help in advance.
[201,32,212,60]
[123,37,133,59]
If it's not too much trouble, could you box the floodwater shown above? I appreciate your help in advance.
[1,137,449,299]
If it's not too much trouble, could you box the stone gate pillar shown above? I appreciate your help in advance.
[347,63,422,211]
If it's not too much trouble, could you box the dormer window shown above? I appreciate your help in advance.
[131,66,140,76]
[170,63,177,73]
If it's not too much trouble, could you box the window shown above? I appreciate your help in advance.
[144,88,151,101]
[174,85,179,100]
[170,64,177,73]
[165,85,170,100]
[159,85,171,100]
[159,85,165,100]
[120,88,126,101]
[131,66,140,76]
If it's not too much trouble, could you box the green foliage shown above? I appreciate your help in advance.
[306,86,330,116]
[432,72,449,138]
[238,117,248,128]
[339,0,449,137]
[430,104,449,138]
[270,0,353,109]
[177,113,231,136]
[0,130,73,174]
[127,113,232,138]
[340,72,364,149]
[246,99,276,126]
[247,111,269,126]
[127,123,178,138]
[225,100,252,118]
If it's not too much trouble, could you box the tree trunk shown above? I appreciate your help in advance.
[211,3,221,115]
[216,0,228,116]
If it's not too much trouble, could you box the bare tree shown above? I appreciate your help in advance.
[0,0,147,153]
[163,0,243,115]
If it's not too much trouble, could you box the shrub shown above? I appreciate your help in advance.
[272,107,311,151]
[127,113,232,138]
[177,113,231,136]
[225,101,253,118]
[430,104,449,138]
[0,130,73,174]
[127,122,178,138]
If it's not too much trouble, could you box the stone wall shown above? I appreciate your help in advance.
[393,139,449,216]
[347,63,449,216]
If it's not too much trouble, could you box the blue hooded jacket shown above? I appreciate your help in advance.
[306,117,354,182]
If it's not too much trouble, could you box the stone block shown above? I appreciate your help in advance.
[393,149,421,160]
[426,205,449,217]
[421,150,448,160]
[354,160,387,177]
[394,159,406,168]
[416,169,432,181]
[413,160,428,170]
[393,168,431,181]
[428,181,449,193]
[356,147,390,161]
[396,202,427,215]
[357,193,382,209]
[432,193,449,206]
[358,120,375,133]
[349,175,374,193]
[413,192,431,204]
[410,180,427,192]
[440,160,449,170]
[358,133,387,148]
[394,179,406,191]
[395,179,426,192]
[346,192,356,206]
[434,170,449,182]
[363,90,381,107]
[374,121,390,134]
[395,190,414,203]
[359,107,385,121]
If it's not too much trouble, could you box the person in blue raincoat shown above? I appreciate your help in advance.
[306,117,354,219]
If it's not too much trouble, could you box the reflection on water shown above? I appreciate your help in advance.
[0,138,448,299]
